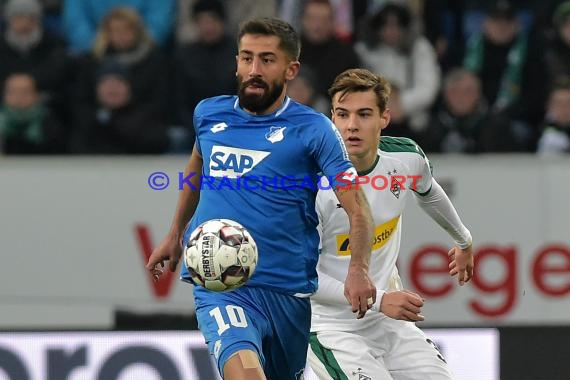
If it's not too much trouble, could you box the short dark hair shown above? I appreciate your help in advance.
[370,3,412,30]
[192,0,225,21]
[301,0,333,17]
[329,68,392,113]
[237,18,301,61]
[486,1,517,21]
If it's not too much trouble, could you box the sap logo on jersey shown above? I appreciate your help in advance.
[209,145,270,178]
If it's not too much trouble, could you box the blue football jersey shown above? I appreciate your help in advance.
[180,95,356,296]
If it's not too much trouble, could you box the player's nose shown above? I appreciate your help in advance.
[248,57,262,77]
[347,115,359,132]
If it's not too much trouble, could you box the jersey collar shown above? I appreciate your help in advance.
[357,154,380,176]
[233,96,291,119]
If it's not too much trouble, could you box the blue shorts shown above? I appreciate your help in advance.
[194,285,310,379]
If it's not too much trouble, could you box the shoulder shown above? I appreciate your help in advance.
[413,36,436,52]
[284,99,334,129]
[380,136,432,173]
[286,99,329,119]
[195,95,236,116]
[379,136,428,158]
[377,150,408,168]
[193,96,237,129]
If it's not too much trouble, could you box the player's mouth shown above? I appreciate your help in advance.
[345,136,363,147]
[243,79,267,95]
[245,86,265,96]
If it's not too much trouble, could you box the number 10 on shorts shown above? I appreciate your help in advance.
[210,305,249,335]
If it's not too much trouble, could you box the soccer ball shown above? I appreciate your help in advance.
[184,219,258,291]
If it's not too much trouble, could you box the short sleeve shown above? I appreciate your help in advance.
[305,116,356,189]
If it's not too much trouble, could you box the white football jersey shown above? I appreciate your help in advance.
[312,137,434,331]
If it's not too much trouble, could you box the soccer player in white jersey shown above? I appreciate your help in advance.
[307,68,474,380]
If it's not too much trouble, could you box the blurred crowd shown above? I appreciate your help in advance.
[0,0,569,155]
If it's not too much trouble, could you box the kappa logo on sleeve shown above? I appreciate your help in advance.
[209,145,270,178]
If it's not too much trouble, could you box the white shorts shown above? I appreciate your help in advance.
[307,318,453,380]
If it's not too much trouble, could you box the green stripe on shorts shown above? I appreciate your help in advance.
[309,332,348,380]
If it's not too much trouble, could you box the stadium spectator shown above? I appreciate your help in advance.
[384,84,418,142]
[462,0,534,40]
[69,60,169,154]
[421,68,519,153]
[537,79,570,154]
[543,2,570,98]
[286,65,329,115]
[0,73,65,154]
[172,0,236,147]
[0,0,69,124]
[463,1,528,115]
[355,2,441,134]
[72,6,169,123]
[62,0,176,54]
[177,0,277,43]
[279,0,367,42]
[224,0,278,38]
[298,0,360,98]
[362,1,461,71]
[521,1,570,130]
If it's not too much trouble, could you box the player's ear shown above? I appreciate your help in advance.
[381,109,391,130]
[285,61,300,81]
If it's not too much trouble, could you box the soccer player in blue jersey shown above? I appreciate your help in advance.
[146,18,376,380]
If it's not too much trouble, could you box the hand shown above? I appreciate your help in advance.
[448,244,474,285]
[344,266,376,319]
[145,234,184,281]
[380,290,425,322]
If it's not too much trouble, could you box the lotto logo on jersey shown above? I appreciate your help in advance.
[209,145,270,178]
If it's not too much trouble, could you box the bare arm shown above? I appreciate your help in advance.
[146,146,202,275]
[168,146,203,240]
[334,187,376,318]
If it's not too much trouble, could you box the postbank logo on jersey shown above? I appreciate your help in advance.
[336,215,400,256]
[209,145,270,178]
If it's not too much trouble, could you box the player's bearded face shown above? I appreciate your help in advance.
[237,74,285,113]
